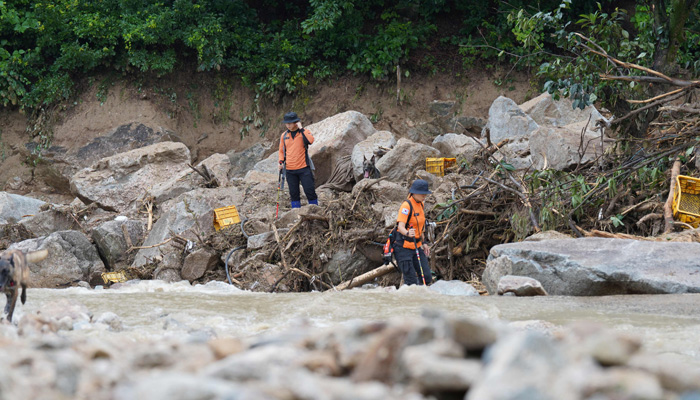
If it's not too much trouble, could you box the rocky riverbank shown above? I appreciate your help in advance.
[1,284,700,400]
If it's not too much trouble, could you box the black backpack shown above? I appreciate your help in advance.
[282,128,315,172]
[382,200,414,265]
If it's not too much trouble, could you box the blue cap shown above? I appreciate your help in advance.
[283,112,300,123]
[409,179,432,195]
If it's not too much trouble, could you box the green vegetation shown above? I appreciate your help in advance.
[1,0,697,124]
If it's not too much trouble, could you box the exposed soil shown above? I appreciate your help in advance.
[0,67,535,199]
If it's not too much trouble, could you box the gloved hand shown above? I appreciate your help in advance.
[382,252,392,266]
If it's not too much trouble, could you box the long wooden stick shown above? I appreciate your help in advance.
[663,157,682,233]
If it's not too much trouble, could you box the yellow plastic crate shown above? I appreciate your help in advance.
[672,175,700,227]
[214,205,241,231]
[101,271,127,284]
[426,157,457,177]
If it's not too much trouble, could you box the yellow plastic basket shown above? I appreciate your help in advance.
[672,175,700,227]
[426,157,457,177]
[101,271,127,284]
[214,205,241,231]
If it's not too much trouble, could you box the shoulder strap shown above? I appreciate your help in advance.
[282,130,289,162]
[282,129,311,164]
[300,128,310,149]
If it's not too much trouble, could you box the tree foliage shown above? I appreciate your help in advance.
[0,0,698,113]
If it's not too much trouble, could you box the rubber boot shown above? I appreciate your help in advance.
[291,200,301,209]
[309,199,319,206]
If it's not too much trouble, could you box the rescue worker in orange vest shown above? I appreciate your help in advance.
[394,179,432,285]
[278,112,318,208]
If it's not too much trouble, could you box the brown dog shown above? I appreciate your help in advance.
[0,248,48,323]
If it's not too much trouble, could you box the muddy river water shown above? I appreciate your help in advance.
[11,281,700,368]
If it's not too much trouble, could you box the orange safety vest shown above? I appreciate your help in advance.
[278,129,314,171]
[396,196,426,250]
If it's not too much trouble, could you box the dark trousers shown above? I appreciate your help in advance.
[394,244,432,286]
[286,167,317,202]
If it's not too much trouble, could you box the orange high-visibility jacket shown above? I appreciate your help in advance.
[396,196,426,250]
[278,129,315,171]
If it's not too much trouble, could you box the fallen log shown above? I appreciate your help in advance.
[335,264,397,291]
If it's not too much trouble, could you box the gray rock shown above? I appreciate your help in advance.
[38,123,169,190]
[95,312,124,332]
[10,231,106,287]
[197,153,231,187]
[19,208,77,237]
[114,373,268,400]
[247,229,289,250]
[0,192,46,225]
[429,280,480,296]
[529,125,605,170]
[519,92,607,128]
[449,317,497,351]
[431,133,484,160]
[375,138,440,182]
[181,248,219,281]
[483,96,539,144]
[468,331,577,400]
[227,142,271,178]
[484,238,700,296]
[92,219,145,270]
[447,115,487,134]
[497,275,548,296]
[491,138,532,170]
[324,249,376,285]
[132,187,244,268]
[70,142,192,212]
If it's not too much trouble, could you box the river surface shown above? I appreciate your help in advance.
[11,281,700,366]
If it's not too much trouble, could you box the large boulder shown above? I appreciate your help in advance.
[181,248,219,282]
[483,238,700,296]
[375,138,440,183]
[92,219,146,270]
[306,111,377,185]
[132,187,245,268]
[18,208,79,237]
[197,153,232,188]
[519,92,607,129]
[227,143,271,178]
[9,230,106,287]
[483,96,539,144]
[70,142,192,212]
[351,131,397,181]
[491,139,532,170]
[324,249,376,285]
[37,123,170,192]
[529,125,606,170]
[431,133,484,160]
[0,192,46,225]
[253,111,376,186]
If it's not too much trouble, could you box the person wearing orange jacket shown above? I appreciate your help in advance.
[394,179,432,285]
[278,112,318,208]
